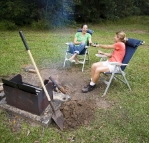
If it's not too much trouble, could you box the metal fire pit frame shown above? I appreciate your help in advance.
[2,74,53,115]
[0,91,70,127]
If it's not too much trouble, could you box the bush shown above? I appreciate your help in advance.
[0,20,17,30]
[31,20,52,30]
[31,19,77,30]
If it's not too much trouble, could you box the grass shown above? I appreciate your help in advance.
[0,16,149,142]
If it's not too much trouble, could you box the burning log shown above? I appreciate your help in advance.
[49,76,66,94]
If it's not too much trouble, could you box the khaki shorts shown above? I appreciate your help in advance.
[102,61,119,72]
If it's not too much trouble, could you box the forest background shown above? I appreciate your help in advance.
[0,0,149,30]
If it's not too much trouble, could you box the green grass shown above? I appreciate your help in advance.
[0,16,149,142]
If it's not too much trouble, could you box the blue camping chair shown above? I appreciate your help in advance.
[63,29,94,72]
[95,38,144,97]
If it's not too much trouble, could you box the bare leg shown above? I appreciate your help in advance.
[92,66,110,83]
[74,55,79,63]
[69,53,77,61]
[91,62,103,79]
[82,63,110,93]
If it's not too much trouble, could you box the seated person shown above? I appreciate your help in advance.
[82,31,127,93]
[69,24,92,64]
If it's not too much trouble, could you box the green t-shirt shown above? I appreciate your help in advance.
[75,32,91,45]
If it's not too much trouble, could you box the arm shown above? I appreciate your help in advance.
[73,37,81,45]
[96,44,114,49]
[88,38,92,45]
[103,52,112,57]
[98,50,112,58]
[96,44,114,57]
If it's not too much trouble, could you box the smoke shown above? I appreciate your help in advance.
[37,0,75,28]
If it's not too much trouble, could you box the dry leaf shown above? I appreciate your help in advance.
[27,129,30,136]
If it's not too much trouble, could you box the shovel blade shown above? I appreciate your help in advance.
[52,109,64,130]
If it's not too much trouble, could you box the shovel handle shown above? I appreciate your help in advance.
[19,31,51,102]
[19,31,29,50]
[27,51,51,101]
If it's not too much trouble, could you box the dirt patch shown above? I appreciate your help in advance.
[22,67,113,129]
[60,99,96,129]
[2,66,113,130]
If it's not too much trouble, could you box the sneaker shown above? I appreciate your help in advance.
[82,84,96,93]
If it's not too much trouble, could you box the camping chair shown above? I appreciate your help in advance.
[95,38,144,97]
[63,29,94,72]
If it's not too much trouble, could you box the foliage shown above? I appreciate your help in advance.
[74,0,149,22]
[0,0,149,29]
[31,20,51,30]
[0,0,37,26]
[0,20,17,30]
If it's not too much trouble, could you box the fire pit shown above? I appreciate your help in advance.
[0,74,70,128]
[2,74,52,115]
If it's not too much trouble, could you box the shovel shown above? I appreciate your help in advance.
[19,31,64,130]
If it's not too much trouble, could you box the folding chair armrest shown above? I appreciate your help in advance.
[109,62,128,66]
[141,41,145,45]
[109,62,121,66]
[85,46,89,49]
[121,63,128,66]
[65,42,70,45]
[66,43,89,49]
[95,54,107,58]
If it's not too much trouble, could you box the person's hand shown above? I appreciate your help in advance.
[92,43,96,47]
[98,50,104,55]
[89,43,92,46]
[91,43,98,47]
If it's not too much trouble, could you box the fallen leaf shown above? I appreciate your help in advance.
[27,129,30,136]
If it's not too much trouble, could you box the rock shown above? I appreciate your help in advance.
[0,83,3,86]
[0,86,3,92]
[24,65,36,73]
[28,69,36,73]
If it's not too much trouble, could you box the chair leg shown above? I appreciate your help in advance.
[63,59,66,68]
[63,52,68,68]
[82,53,87,72]
[102,72,115,97]
[114,70,132,91]
[82,50,90,72]
[121,71,131,91]
[87,51,90,62]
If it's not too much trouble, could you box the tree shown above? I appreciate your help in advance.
[0,0,149,28]
[0,0,37,25]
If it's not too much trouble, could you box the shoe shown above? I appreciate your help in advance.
[82,84,96,93]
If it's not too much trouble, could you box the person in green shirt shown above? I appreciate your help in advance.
[69,24,92,64]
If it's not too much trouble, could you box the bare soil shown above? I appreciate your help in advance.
[60,99,96,129]
[22,66,113,130]
[3,66,113,130]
